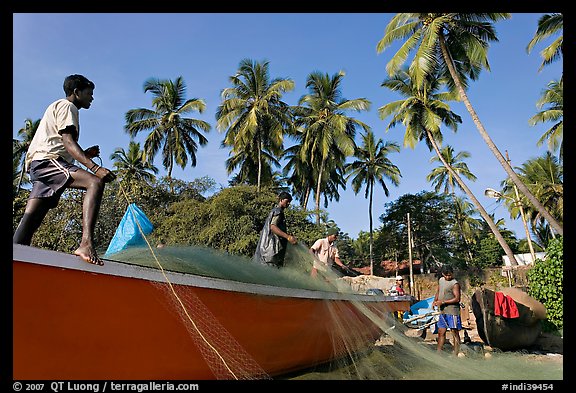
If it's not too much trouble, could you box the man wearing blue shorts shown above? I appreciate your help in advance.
[433,265,462,355]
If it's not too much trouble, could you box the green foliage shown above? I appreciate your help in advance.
[472,237,504,268]
[14,176,214,256]
[485,269,510,289]
[378,191,456,270]
[467,273,485,289]
[154,185,324,258]
[527,236,563,332]
[28,189,93,254]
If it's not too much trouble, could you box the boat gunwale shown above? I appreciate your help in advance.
[13,244,410,303]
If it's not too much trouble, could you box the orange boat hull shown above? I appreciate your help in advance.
[13,245,410,380]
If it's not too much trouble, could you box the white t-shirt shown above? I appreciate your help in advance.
[311,238,340,271]
[25,98,80,170]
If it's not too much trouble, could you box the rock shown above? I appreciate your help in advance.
[404,328,426,339]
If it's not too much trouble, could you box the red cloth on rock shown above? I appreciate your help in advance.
[494,291,520,318]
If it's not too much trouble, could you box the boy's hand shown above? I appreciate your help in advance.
[94,166,116,183]
[84,145,100,158]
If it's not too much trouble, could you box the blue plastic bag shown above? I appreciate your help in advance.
[104,203,154,257]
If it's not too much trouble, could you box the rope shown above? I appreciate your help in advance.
[116,181,240,380]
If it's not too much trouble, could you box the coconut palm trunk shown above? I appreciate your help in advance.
[257,139,263,192]
[438,35,563,236]
[368,179,375,275]
[303,187,311,210]
[453,196,475,265]
[426,128,518,265]
[16,161,26,195]
[314,160,325,225]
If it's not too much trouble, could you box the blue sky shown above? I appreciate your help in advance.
[12,13,562,241]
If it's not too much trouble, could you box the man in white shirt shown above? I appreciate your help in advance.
[310,227,348,278]
[13,74,116,265]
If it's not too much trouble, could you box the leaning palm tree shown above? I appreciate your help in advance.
[526,13,563,72]
[427,146,477,265]
[345,131,401,275]
[13,118,40,194]
[216,59,294,192]
[294,70,371,224]
[124,76,211,188]
[377,13,563,236]
[380,67,519,265]
[528,78,563,161]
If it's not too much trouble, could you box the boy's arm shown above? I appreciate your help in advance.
[61,129,116,182]
[61,128,99,169]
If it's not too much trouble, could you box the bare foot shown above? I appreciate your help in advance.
[74,246,104,266]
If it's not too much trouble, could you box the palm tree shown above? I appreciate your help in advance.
[529,78,563,161]
[379,67,519,265]
[110,141,159,184]
[13,151,26,196]
[427,146,477,264]
[283,142,315,208]
[224,141,279,187]
[294,70,371,224]
[526,13,563,72]
[216,59,294,192]
[451,195,483,263]
[427,146,476,193]
[124,76,211,187]
[377,13,563,236]
[503,152,563,234]
[13,118,40,194]
[345,131,401,275]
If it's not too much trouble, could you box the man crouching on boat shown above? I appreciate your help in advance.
[13,74,116,266]
[309,227,349,278]
[433,265,462,355]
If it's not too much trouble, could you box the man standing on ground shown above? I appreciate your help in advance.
[13,74,116,265]
[433,265,462,355]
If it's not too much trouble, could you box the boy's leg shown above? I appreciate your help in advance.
[452,329,461,355]
[68,169,105,265]
[13,198,51,245]
[436,327,446,352]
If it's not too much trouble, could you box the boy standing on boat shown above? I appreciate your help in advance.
[433,265,462,355]
[254,191,298,267]
[13,74,116,265]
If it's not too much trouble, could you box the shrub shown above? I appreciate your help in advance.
[527,236,563,332]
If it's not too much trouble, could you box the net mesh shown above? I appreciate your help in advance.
[110,242,562,380]
[150,280,271,380]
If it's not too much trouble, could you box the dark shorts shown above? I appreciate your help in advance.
[29,158,79,207]
[437,314,462,331]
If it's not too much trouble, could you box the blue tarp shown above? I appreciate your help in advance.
[104,203,154,257]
